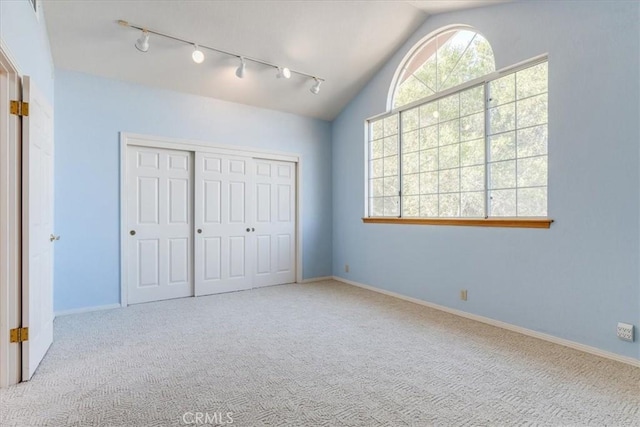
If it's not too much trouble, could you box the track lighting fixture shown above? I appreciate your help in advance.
[276,67,291,79]
[118,20,325,92]
[192,44,205,64]
[310,78,322,94]
[235,57,246,78]
[135,30,149,52]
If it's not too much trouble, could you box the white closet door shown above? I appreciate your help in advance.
[127,147,192,304]
[253,160,296,287]
[194,153,254,296]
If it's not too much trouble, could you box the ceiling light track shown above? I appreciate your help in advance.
[118,20,325,86]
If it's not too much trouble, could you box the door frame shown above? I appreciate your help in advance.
[0,40,23,388]
[119,132,303,307]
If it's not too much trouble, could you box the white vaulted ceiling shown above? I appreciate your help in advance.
[44,1,506,121]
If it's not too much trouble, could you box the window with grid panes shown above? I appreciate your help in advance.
[487,62,548,216]
[367,60,548,219]
[368,115,399,216]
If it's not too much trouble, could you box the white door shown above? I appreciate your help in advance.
[194,153,254,295]
[127,146,192,304]
[22,76,54,380]
[253,160,296,287]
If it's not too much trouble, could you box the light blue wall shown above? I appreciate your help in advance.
[8,0,639,361]
[332,1,640,359]
[0,0,54,101]
[54,70,332,312]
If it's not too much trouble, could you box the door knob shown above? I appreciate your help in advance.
[251,228,255,232]
[197,229,202,234]
[129,230,136,236]
[49,234,60,242]
[246,228,250,232]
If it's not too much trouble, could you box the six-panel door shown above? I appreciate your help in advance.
[194,153,254,295]
[127,146,193,304]
[253,159,296,288]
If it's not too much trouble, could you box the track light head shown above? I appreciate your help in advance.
[277,67,291,79]
[192,44,204,64]
[236,57,246,78]
[310,78,322,95]
[135,30,150,52]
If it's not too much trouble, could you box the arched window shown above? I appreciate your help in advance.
[367,27,549,225]
[392,28,495,110]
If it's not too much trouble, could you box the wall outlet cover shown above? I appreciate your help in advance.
[616,322,634,342]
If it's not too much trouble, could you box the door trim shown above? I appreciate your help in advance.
[119,132,302,307]
[0,40,23,388]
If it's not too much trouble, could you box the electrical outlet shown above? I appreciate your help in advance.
[460,289,468,301]
[617,322,634,342]
[344,264,349,273]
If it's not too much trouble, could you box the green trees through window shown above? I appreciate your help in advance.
[393,29,495,109]
[368,28,548,220]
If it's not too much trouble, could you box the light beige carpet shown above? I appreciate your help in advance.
[1,280,638,426]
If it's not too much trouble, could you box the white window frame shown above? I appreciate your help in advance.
[365,54,550,223]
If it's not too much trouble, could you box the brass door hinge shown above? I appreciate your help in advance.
[10,100,29,117]
[9,327,29,343]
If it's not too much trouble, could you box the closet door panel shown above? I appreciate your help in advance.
[127,146,193,304]
[195,153,253,295]
[253,160,296,287]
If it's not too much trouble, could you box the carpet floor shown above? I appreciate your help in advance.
[1,280,638,426]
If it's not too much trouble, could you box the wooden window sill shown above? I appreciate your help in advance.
[362,217,553,229]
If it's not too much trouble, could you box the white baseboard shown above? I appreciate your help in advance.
[55,303,121,318]
[332,276,640,368]
[298,276,334,284]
